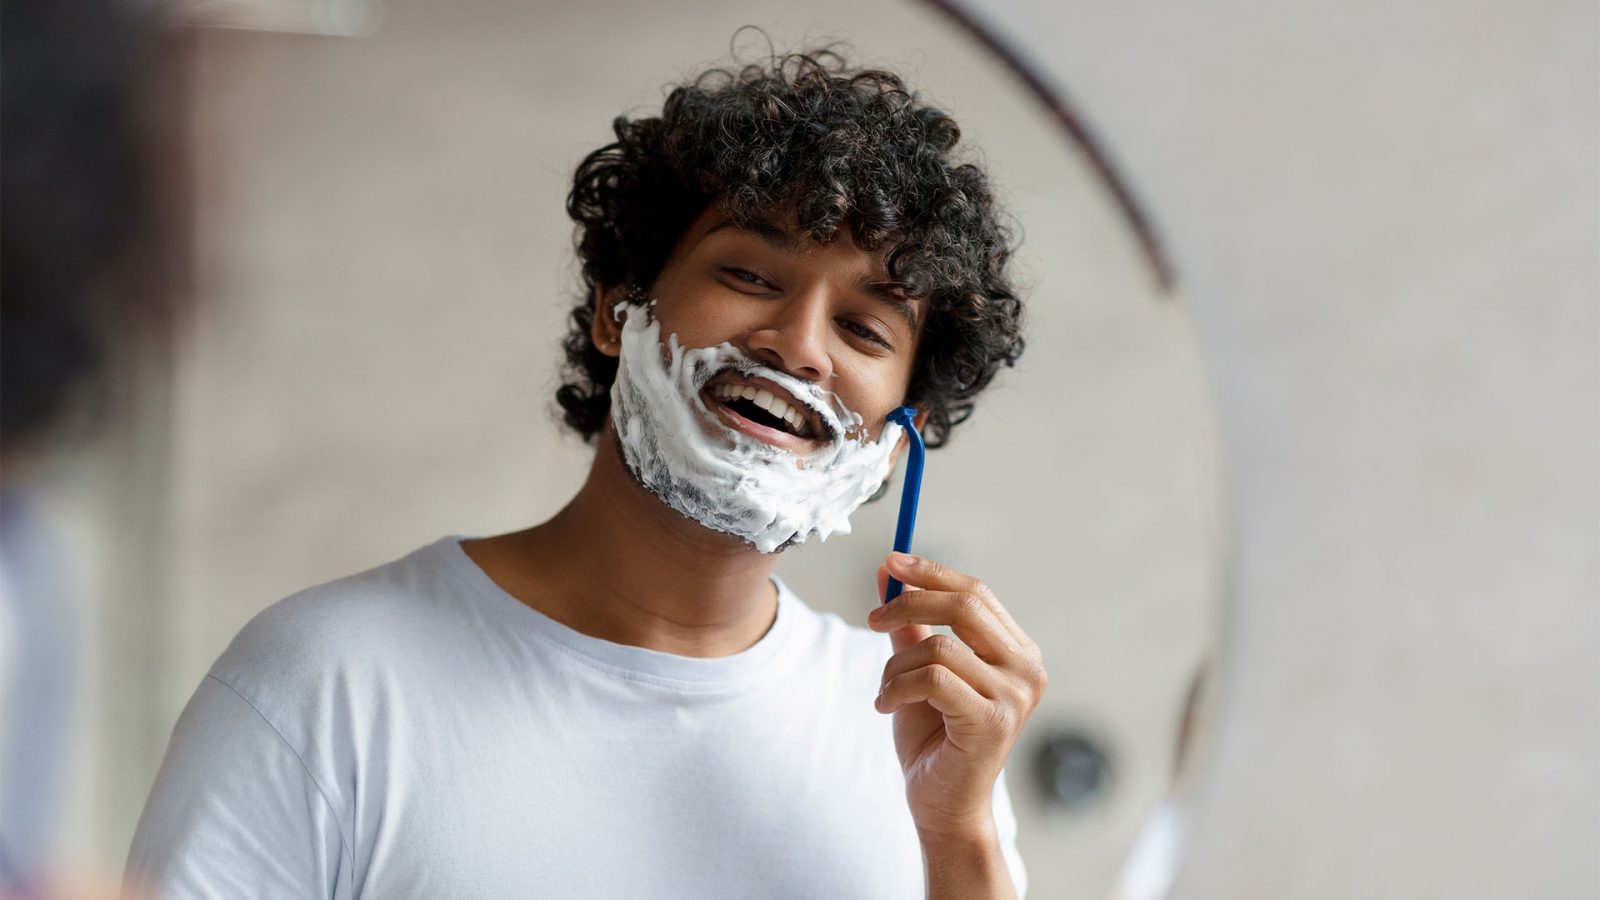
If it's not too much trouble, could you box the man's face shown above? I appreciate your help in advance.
[619,203,924,453]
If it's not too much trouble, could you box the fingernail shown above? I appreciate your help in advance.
[890,552,915,566]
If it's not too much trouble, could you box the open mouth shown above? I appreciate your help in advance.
[704,378,828,448]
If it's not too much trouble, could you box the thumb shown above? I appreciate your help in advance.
[874,562,922,602]
[889,618,933,654]
[876,564,932,653]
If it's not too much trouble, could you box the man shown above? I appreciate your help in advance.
[126,47,1046,899]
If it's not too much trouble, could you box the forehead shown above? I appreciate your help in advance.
[683,203,873,258]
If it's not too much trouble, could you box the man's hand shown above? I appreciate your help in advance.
[868,552,1048,846]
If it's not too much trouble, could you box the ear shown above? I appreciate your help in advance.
[591,283,626,358]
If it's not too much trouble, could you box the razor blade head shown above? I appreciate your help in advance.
[887,406,918,430]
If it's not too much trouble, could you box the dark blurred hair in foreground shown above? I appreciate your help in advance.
[1,0,187,471]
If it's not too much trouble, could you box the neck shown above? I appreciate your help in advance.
[505,425,781,658]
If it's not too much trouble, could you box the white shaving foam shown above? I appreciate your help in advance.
[608,298,903,553]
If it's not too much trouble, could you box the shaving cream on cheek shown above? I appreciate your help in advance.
[608,299,903,553]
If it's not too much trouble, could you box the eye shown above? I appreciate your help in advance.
[719,267,774,290]
[842,318,892,349]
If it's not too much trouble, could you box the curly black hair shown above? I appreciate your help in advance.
[558,42,1024,449]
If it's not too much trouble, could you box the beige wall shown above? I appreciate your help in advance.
[39,0,1593,897]
[50,1,1227,897]
[962,0,1598,896]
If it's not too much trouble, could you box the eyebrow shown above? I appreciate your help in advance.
[700,218,922,333]
[704,217,804,255]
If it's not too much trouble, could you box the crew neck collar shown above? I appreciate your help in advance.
[436,534,798,691]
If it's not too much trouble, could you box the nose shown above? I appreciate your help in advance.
[744,290,834,383]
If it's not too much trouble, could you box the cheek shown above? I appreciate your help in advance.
[840,363,914,428]
[644,304,710,348]
[648,282,754,345]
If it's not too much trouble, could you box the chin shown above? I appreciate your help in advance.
[756,533,803,555]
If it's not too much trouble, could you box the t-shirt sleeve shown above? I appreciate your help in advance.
[993,766,1029,898]
[123,675,350,900]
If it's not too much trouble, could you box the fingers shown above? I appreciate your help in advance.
[869,582,1018,664]
[883,552,1036,653]
[875,658,992,729]
[876,564,933,654]
[870,554,1049,708]
[879,632,1009,702]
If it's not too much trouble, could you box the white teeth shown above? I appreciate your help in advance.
[712,382,811,438]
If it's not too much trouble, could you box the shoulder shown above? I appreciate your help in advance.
[205,537,464,720]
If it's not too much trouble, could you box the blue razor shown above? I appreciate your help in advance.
[883,406,925,603]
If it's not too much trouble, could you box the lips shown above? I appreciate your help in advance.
[702,373,828,451]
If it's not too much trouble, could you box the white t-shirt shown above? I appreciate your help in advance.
[126,535,1027,899]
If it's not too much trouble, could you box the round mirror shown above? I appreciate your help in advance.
[47,1,1226,896]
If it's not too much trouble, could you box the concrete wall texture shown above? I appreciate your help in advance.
[962,0,1598,896]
